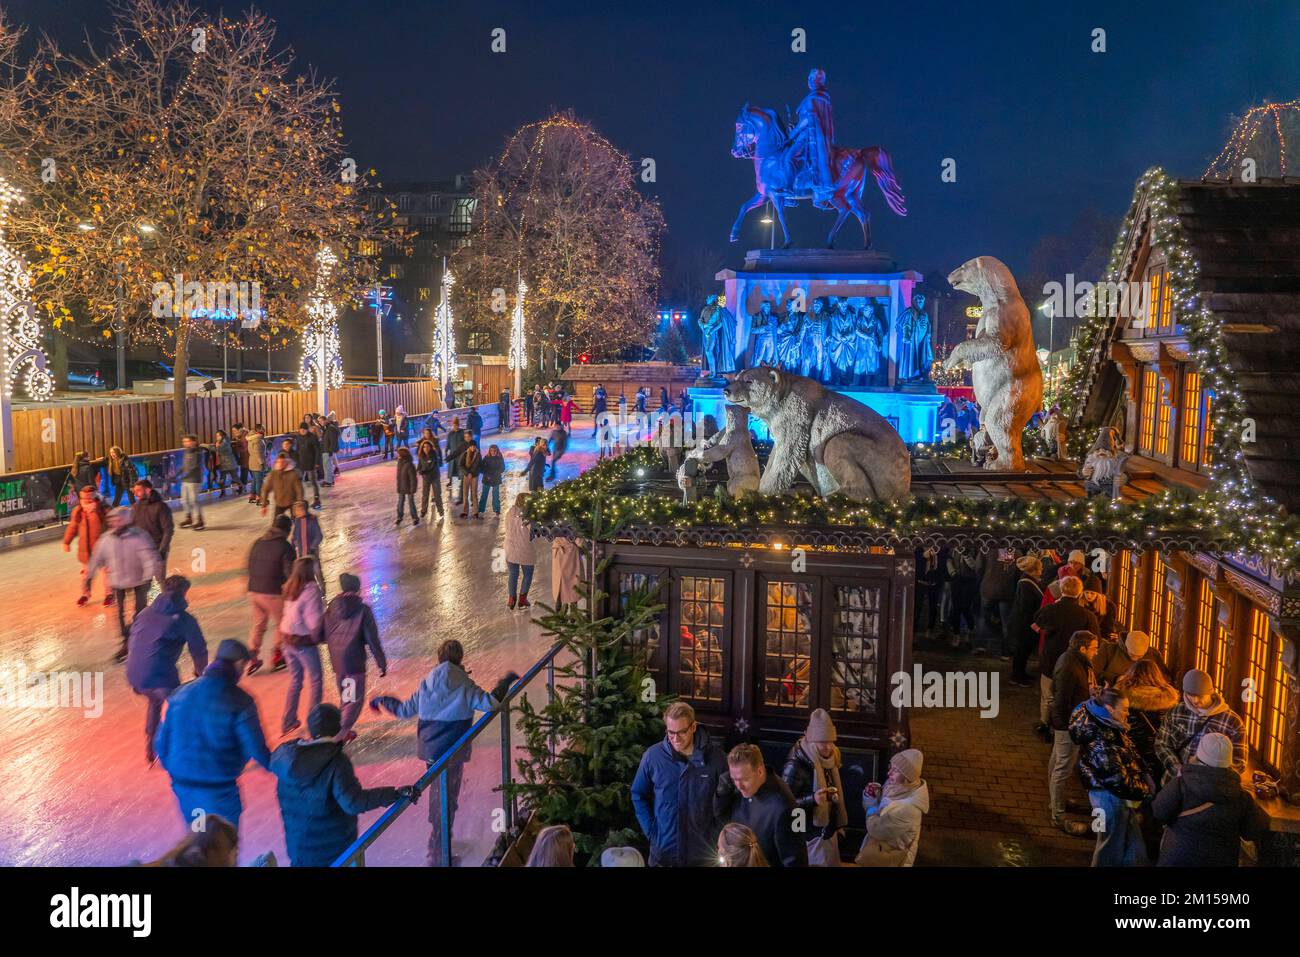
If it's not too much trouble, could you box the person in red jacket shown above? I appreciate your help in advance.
[64,486,111,607]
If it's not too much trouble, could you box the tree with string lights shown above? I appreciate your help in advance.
[453,112,664,374]
[0,0,390,437]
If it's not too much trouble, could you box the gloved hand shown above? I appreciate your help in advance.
[395,785,419,805]
[491,671,521,702]
[369,695,401,714]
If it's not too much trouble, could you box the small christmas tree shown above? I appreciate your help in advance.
[506,500,670,864]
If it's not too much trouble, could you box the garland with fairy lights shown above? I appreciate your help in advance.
[523,444,1300,571]
[1060,167,1254,503]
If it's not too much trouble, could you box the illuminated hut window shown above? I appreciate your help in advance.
[679,576,726,703]
[1194,578,1215,675]
[1180,370,1201,466]
[1147,558,1169,657]
[1154,374,1173,457]
[618,571,664,682]
[1201,389,1215,468]
[1147,271,1163,329]
[1245,608,1269,753]
[1139,367,1158,453]
[762,580,814,709]
[1160,271,1173,329]
[830,584,881,713]
[1212,615,1232,693]
[1114,550,1133,628]
[1245,608,1291,770]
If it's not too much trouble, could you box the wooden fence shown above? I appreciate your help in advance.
[10,379,443,472]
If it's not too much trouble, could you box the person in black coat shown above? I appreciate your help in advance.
[1048,630,1100,834]
[131,478,175,567]
[126,576,208,765]
[293,425,322,509]
[1033,574,1100,692]
[467,406,483,446]
[475,445,505,517]
[445,421,465,502]
[714,743,807,868]
[395,446,419,526]
[321,414,341,486]
[415,429,444,519]
[247,516,295,675]
[1151,732,1269,867]
[271,704,414,867]
[526,437,548,492]
[1008,554,1044,687]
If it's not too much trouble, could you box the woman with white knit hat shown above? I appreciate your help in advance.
[856,748,930,867]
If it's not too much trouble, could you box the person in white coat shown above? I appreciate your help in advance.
[503,493,536,610]
[84,507,163,662]
[278,556,325,736]
[856,748,930,867]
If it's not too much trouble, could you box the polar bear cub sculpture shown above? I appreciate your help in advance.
[682,403,761,497]
[944,256,1043,470]
[723,367,910,501]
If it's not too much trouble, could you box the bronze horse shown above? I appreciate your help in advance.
[730,103,907,249]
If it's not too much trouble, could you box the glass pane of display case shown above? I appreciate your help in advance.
[762,579,814,708]
[679,575,726,702]
[617,570,664,679]
[831,583,881,713]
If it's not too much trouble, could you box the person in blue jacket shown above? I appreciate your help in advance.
[154,638,271,831]
[631,701,728,866]
[126,575,209,766]
[370,639,517,866]
[270,703,415,867]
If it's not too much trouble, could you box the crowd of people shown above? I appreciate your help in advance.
[915,540,1267,867]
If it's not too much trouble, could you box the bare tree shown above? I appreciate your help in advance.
[1,0,390,436]
[453,112,663,373]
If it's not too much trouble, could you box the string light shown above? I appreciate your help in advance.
[1204,100,1300,179]
[0,176,54,400]
[298,245,343,392]
[509,275,527,372]
[432,264,456,395]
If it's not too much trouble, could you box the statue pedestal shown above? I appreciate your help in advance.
[688,385,941,445]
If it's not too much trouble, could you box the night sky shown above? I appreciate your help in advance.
[10,0,1300,289]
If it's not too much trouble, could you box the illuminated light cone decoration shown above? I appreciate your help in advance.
[298,246,344,401]
[0,176,54,401]
[432,264,456,402]
[508,275,527,397]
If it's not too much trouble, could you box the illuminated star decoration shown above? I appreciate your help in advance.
[508,275,527,372]
[298,245,344,392]
[432,266,456,393]
[0,176,54,400]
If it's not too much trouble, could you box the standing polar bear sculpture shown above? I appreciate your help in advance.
[723,367,910,501]
[944,256,1043,470]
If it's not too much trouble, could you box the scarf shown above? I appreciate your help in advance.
[798,737,847,831]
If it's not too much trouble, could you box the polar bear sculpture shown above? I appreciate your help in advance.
[944,256,1043,470]
[681,403,760,497]
[723,367,910,501]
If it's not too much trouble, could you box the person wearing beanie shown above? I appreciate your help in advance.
[1068,686,1153,866]
[83,506,163,662]
[1151,731,1268,867]
[64,485,110,607]
[1033,574,1100,738]
[127,575,209,766]
[1008,554,1044,686]
[599,846,646,867]
[1040,559,1084,609]
[1114,658,1181,859]
[780,708,849,865]
[1155,670,1247,780]
[631,701,729,867]
[1095,629,1169,686]
[246,513,296,675]
[856,748,930,867]
[324,572,388,738]
[270,703,415,867]
[153,637,270,831]
[975,548,1019,656]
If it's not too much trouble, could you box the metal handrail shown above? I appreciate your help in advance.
[331,639,566,867]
